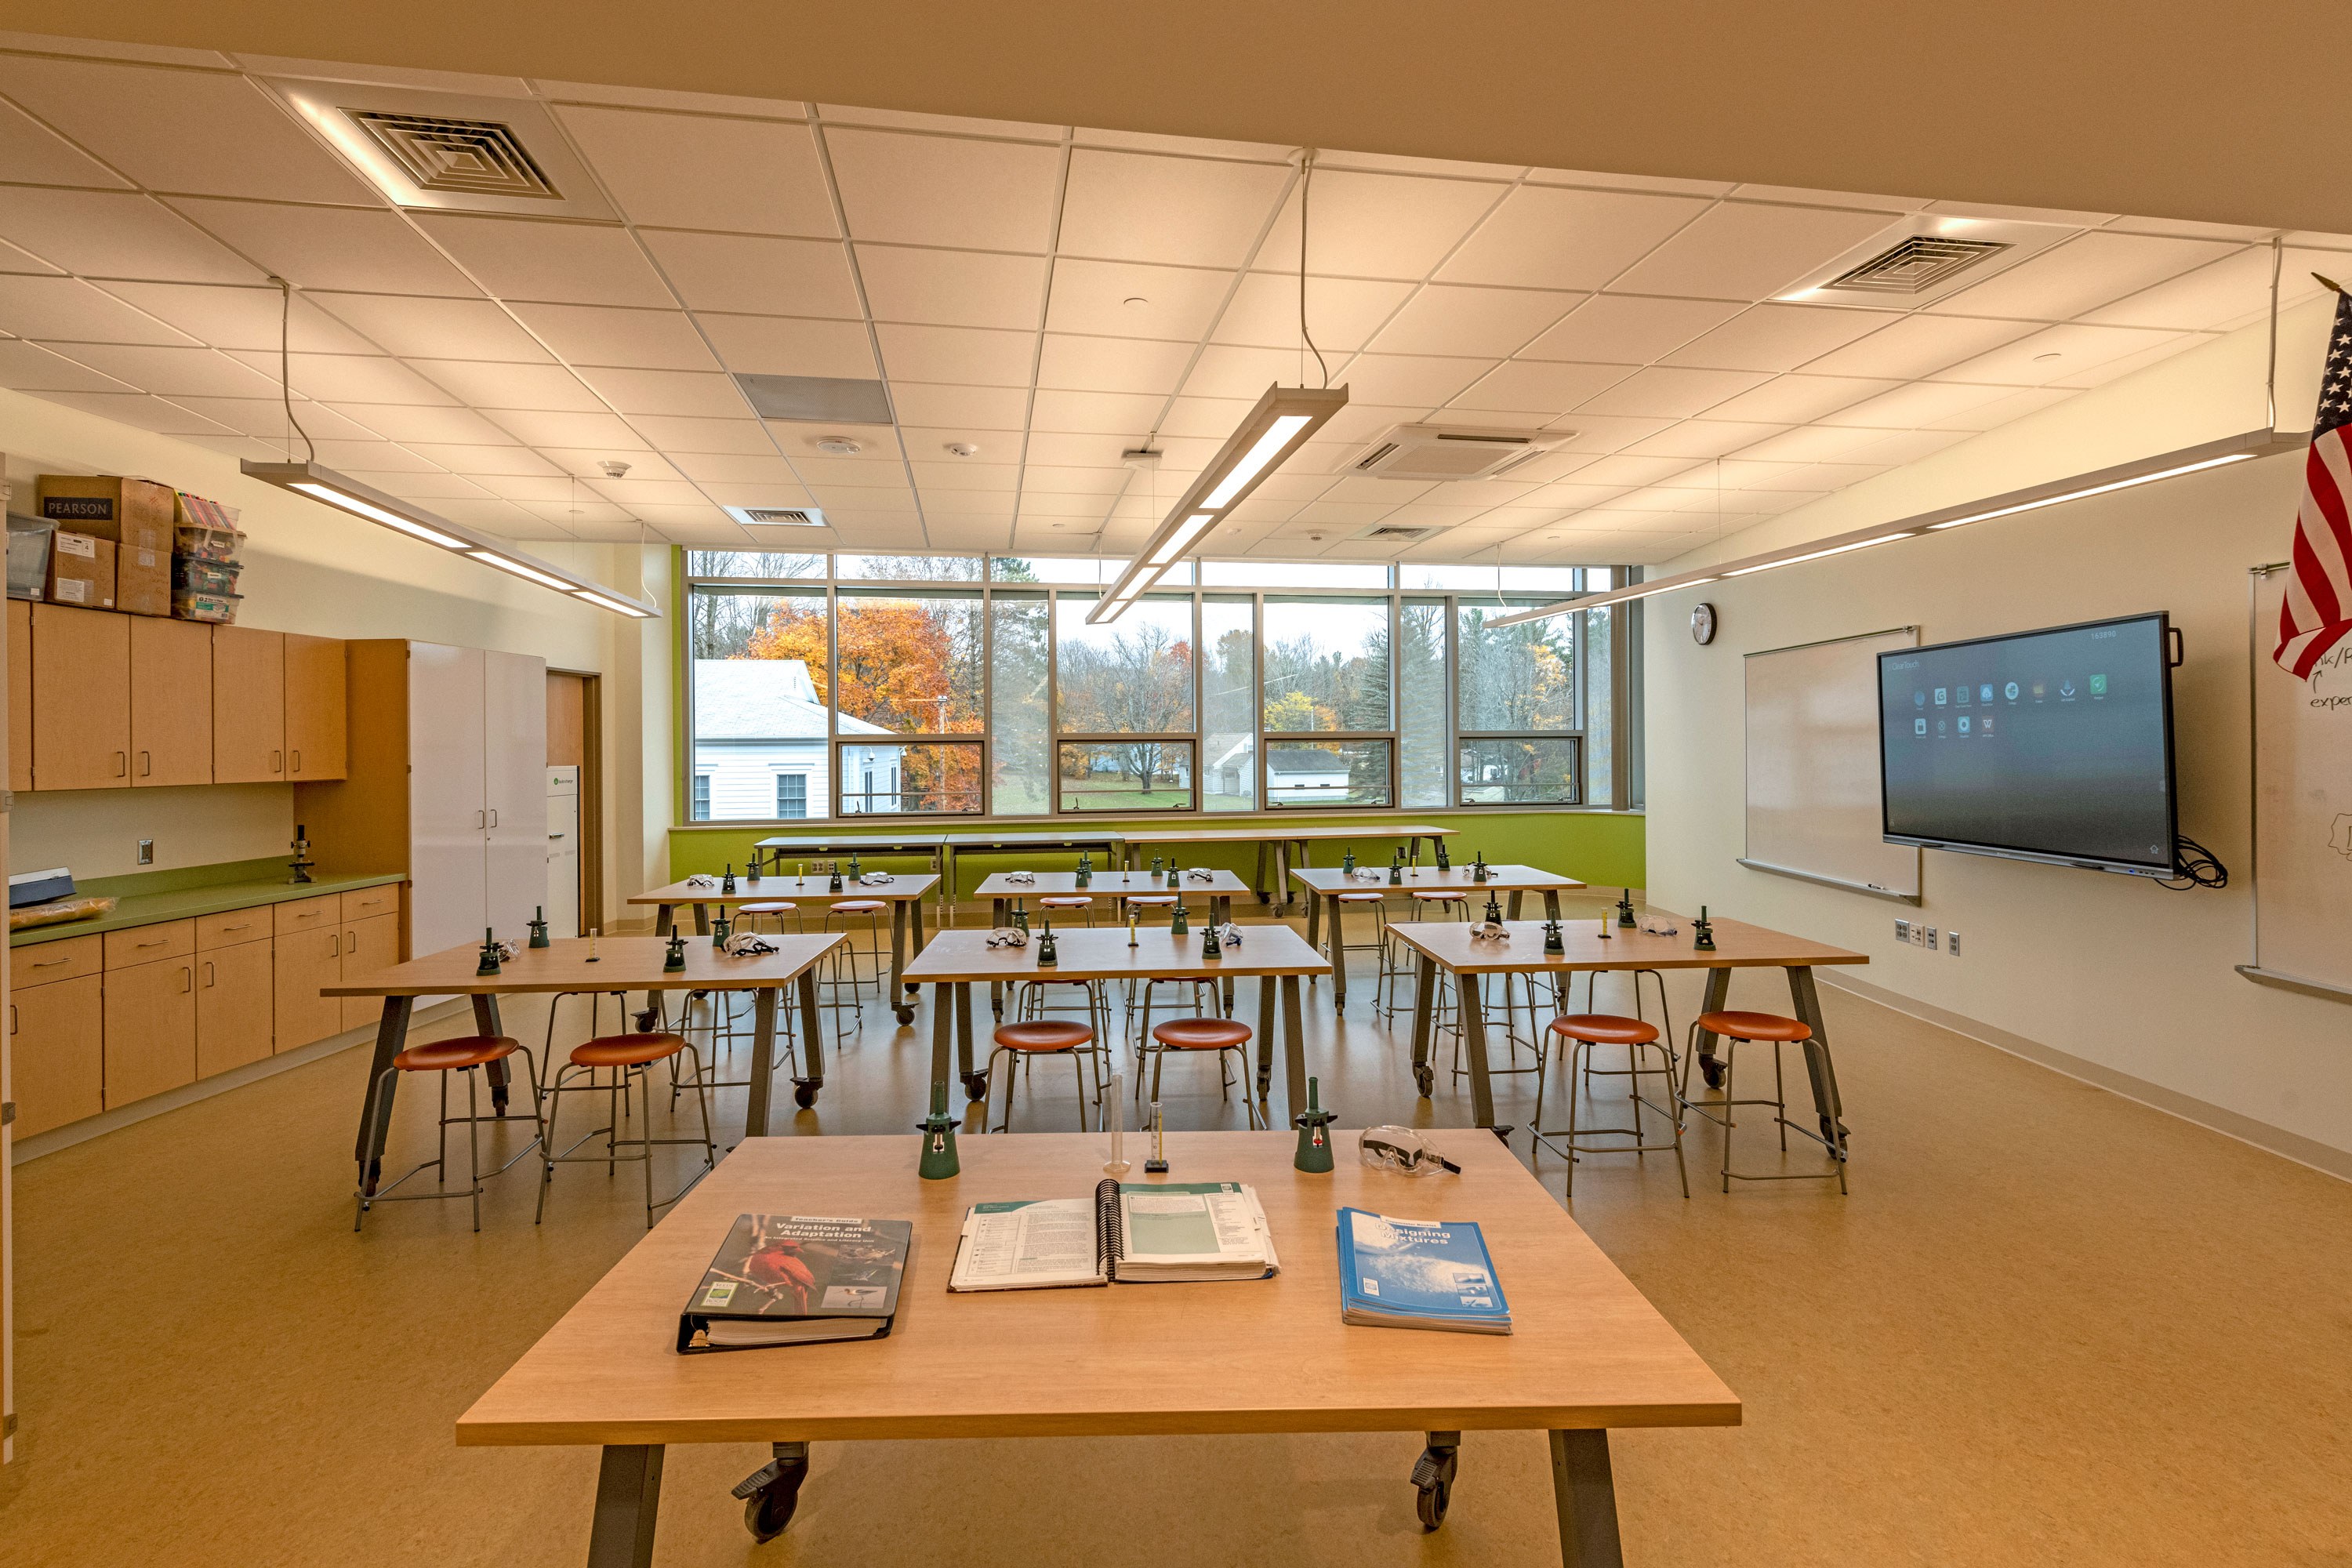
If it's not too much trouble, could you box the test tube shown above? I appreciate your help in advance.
[1104,1072,1131,1174]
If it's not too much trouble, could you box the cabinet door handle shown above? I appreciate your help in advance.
[114,750,128,777]
[203,960,216,988]
[219,922,252,934]
[134,937,168,949]
[31,954,67,968]
[178,965,193,993]
[290,747,302,773]
[330,932,340,957]
[9,1004,16,1035]
[140,750,151,776]
[475,809,486,829]
[271,749,284,774]
[489,808,499,828]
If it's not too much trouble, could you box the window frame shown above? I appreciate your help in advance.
[1450,598,1586,808]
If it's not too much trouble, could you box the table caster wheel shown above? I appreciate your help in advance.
[1413,1064,1434,1097]
[895,1006,916,1025]
[1698,1057,1726,1091]
[962,1071,989,1102]
[733,1452,808,1543]
[1411,1441,1458,1531]
[793,1080,819,1109]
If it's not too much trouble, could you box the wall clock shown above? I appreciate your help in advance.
[1690,602,1718,645]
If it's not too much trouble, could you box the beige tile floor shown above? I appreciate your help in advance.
[4,903,2348,1566]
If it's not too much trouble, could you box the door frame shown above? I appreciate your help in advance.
[550,668,604,937]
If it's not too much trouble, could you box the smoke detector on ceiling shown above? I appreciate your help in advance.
[1349,424,1569,482]
[598,459,633,479]
[945,442,981,458]
[814,436,864,456]
[724,505,829,528]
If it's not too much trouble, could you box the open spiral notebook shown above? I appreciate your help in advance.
[948,1180,1279,1290]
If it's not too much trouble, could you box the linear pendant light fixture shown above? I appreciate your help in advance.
[241,460,661,618]
[1483,426,2307,628]
[1089,382,1348,623]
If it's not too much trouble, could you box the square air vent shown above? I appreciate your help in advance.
[724,505,829,528]
[347,111,561,200]
[1352,523,1440,543]
[1822,235,2011,295]
[735,374,895,425]
[1350,423,1568,482]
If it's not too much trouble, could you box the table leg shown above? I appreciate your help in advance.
[989,898,1008,1021]
[1410,953,1436,1098]
[956,982,983,1101]
[468,994,515,1110]
[1693,967,1732,1087]
[1279,974,1308,1120]
[744,986,779,1137]
[1255,974,1277,1098]
[1253,840,1272,903]
[1786,966,1849,1151]
[890,901,914,1024]
[588,1443,664,1568]
[929,982,954,1105]
[1460,973,1503,1133]
[796,970,824,1109]
[692,902,710,936]
[1303,881,1323,953]
[655,902,675,937]
[1548,1430,1623,1568]
[1544,889,1563,921]
[1508,890,1524,920]
[1275,841,1293,908]
[354,994,415,1193]
[1327,892,1349,1014]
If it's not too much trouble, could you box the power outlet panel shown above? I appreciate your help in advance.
[1947,929,1962,956]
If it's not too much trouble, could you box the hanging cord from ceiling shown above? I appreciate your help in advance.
[1298,148,1329,390]
[272,275,316,464]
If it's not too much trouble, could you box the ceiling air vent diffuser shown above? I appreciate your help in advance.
[724,506,829,528]
[1349,423,1568,482]
[265,78,616,220]
[347,112,561,200]
[1353,524,1440,543]
[1821,235,2010,296]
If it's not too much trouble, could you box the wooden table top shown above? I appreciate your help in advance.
[1119,822,1458,845]
[630,874,940,906]
[751,833,946,853]
[1385,916,1869,975]
[975,869,1251,896]
[325,935,843,996]
[901,924,1329,984]
[943,829,1125,849]
[455,1130,1739,1447]
[1290,863,1586,894]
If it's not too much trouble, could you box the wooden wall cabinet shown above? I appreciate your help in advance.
[212,625,286,784]
[285,632,347,780]
[103,954,197,1105]
[31,603,130,791]
[130,615,214,787]
[12,966,103,1138]
[196,937,274,1078]
[9,598,31,795]
[273,924,346,1054]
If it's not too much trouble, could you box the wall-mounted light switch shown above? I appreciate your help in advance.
[138,838,154,865]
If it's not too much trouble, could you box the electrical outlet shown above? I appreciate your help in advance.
[1947,928,1961,956]
[1925,925,1939,951]
[138,838,154,865]
[1894,919,1911,943]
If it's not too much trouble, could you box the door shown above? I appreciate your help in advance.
[482,650,548,943]
[340,913,401,1031]
[407,643,488,959]
[11,971,103,1137]
[212,626,286,783]
[129,615,214,787]
[284,633,347,780]
[31,604,129,790]
[103,956,198,1105]
[9,598,30,794]
[273,926,346,1052]
[195,939,273,1077]
[546,765,580,937]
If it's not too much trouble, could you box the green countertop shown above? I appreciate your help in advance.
[11,860,403,947]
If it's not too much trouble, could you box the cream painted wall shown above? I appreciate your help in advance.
[3,388,654,906]
[1644,296,2352,1163]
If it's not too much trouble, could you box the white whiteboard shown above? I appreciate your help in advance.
[2248,569,2352,999]
[1743,628,1922,900]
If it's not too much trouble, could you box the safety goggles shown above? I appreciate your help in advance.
[1358,1126,1462,1176]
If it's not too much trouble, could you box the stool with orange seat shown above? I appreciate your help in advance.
[985,1018,1101,1132]
[1682,1009,1847,1194]
[537,1030,720,1227]
[354,1033,544,1232]
[1536,1013,1688,1200]
[1145,1017,1265,1129]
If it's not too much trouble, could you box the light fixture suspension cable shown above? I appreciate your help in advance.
[1298,149,1328,390]
[2266,235,2282,432]
[272,275,315,463]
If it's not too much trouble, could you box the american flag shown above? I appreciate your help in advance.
[2277,284,2352,679]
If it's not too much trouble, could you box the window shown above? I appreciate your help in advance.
[1456,603,1580,804]
[775,774,807,818]
[1262,596,1391,808]
[691,774,711,819]
[688,588,829,822]
[1052,593,1196,811]
[1200,597,1255,811]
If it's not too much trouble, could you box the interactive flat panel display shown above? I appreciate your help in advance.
[1878,614,2177,874]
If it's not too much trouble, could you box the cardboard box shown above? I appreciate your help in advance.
[116,539,170,616]
[45,531,114,609]
[36,475,175,555]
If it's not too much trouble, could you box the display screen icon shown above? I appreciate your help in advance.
[1979,683,1994,703]
[1958,716,1971,735]
[2004,681,2019,701]
[1915,689,1927,707]
[2031,680,2046,699]
[2089,673,2107,695]
[1933,687,1947,705]
[1915,717,1928,736]
[1981,715,1994,733]
[2059,678,2077,699]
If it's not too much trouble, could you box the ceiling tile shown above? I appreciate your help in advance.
[873,324,1036,386]
[0,190,263,285]
[1029,388,1163,434]
[571,366,748,418]
[1610,201,1899,299]
[407,358,604,410]
[485,408,651,449]
[1931,322,2184,386]
[1037,332,1193,394]
[1661,302,1899,372]
[1626,419,1792,459]
[1800,314,2037,379]
[167,199,480,296]
[1735,424,1896,463]
[2078,247,2278,331]
[908,459,1020,492]
[1928,231,2240,321]
[1518,294,1744,363]
[51,342,280,397]
[1020,466,1129,496]
[397,444,560,476]
[0,236,62,277]
[817,102,1059,141]
[0,275,200,344]
[0,95,131,187]
[673,453,806,485]
[825,128,1062,252]
[97,281,378,352]
[638,231,861,318]
[1333,353,1491,406]
[411,215,674,307]
[785,455,906,488]
[2044,333,2204,390]
[1367,285,1582,357]
[300,437,444,474]
[353,471,494,500]
[503,303,719,370]
[1257,170,1508,281]
[161,395,377,441]
[856,245,1047,330]
[1436,186,1710,291]
[1179,342,1311,399]
[1157,395,1261,438]
[554,105,837,237]
[1057,148,1288,268]
[695,312,877,378]
[1214,271,1414,353]
[1700,372,1899,423]
[1823,380,2013,429]
[539,448,687,482]
[0,339,139,392]
[886,379,1033,428]
[310,293,553,361]
[1548,412,1677,451]
[1450,359,1633,414]
[470,474,575,503]
[221,349,456,404]
[24,390,234,434]
[1020,431,1139,468]
[1046,258,1234,343]
[902,427,1014,463]
[1574,365,1767,418]
[586,477,704,505]
[1923,386,2073,431]
[0,56,372,203]
[624,414,779,454]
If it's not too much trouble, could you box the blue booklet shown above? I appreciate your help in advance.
[1335,1207,1512,1334]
